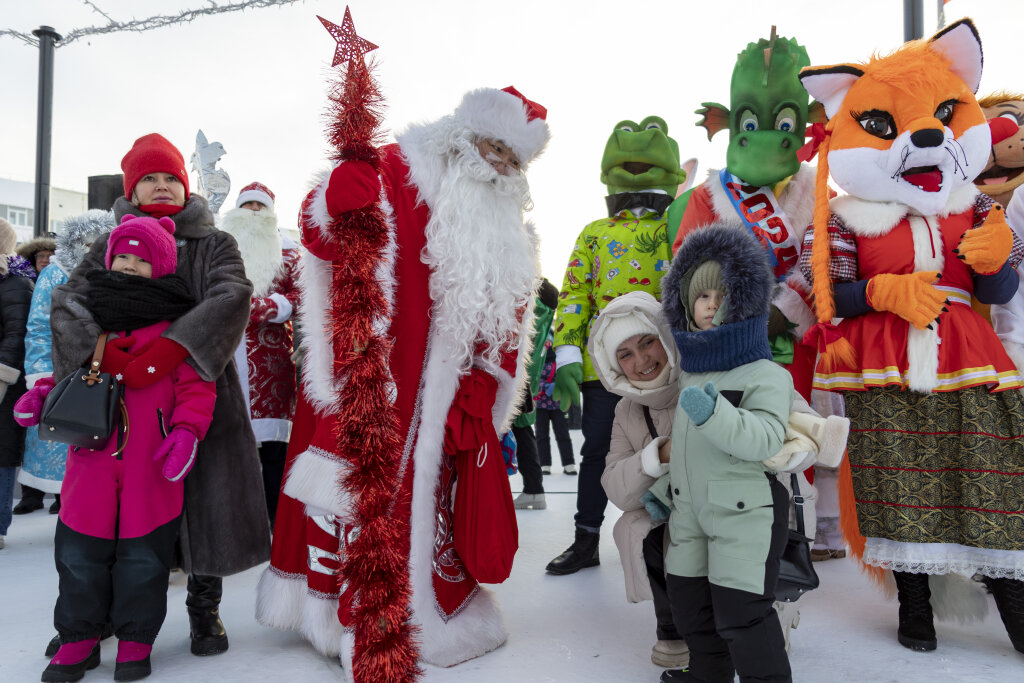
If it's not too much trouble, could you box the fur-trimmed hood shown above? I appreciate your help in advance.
[663,224,774,331]
[15,236,56,265]
[53,209,115,275]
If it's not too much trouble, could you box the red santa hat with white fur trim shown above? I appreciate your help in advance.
[236,181,275,211]
[454,86,550,166]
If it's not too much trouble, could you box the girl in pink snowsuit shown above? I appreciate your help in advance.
[17,215,216,682]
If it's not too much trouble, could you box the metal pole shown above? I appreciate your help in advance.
[937,0,946,30]
[32,26,62,238]
[904,0,924,41]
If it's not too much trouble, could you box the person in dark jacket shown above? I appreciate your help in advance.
[0,218,36,549]
[50,133,270,657]
[13,233,61,515]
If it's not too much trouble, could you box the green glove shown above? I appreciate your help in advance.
[553,362,583,412]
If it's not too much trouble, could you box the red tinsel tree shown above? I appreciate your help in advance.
[316,8,421,682]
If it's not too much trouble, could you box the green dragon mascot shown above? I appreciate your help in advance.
[670,28,825,400]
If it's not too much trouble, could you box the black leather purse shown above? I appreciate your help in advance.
[39,333,125,452]
[775,473,820,602]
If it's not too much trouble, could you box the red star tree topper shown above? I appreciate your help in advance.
[315,7,421,682]
[318,8,377,67]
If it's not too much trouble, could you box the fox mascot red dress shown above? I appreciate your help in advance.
[798,19,1024,655]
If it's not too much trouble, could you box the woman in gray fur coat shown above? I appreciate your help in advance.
[50,133,270,658]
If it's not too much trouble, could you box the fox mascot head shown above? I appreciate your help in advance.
[798,18,990,327]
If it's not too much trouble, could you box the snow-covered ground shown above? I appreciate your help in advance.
[3,431,1022,682]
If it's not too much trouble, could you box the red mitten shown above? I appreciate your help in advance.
[250,296,279,325]
[324,160,381,217]
[101,336,137,375]
[13,376,57,427]
[153,428,199,481]
[120,337,190,389]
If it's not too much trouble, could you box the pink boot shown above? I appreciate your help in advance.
[114,640,152,681]
[42,637,100,682]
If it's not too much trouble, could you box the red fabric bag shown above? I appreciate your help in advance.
[444,369,519,584]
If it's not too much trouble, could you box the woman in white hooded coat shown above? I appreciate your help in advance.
[591,290,689,669]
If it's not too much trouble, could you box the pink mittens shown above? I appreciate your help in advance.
[13,376,56,427]
[153,428,198,481]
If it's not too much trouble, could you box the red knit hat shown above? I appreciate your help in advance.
[120,133,190,200]
[106,215,179,278]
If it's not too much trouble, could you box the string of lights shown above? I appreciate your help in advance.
[0,0,303,47]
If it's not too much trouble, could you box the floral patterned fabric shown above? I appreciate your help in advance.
[845,385,1024,555]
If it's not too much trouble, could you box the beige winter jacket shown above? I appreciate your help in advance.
[590,292,680,603]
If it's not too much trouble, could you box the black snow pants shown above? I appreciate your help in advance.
[54,516,180,645]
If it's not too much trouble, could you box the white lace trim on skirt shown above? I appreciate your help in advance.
[863,537,1024,580]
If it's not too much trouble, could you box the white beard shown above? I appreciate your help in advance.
[219,207,284,297]
[421,137,539,372]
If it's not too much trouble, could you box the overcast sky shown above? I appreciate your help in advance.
[1,0,1018,280]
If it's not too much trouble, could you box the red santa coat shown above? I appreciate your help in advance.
[256,142,533,671]
[220,207,300,443]
[243,247,299,442]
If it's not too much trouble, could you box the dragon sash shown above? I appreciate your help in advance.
[719,168,800,280]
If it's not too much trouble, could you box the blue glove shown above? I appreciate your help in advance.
[678,381,718,425]
[641,490,671,524]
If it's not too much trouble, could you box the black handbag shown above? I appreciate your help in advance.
[39,333,125,452]
[774,473,820,602]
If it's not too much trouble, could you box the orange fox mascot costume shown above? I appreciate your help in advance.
[797,19,1024,655]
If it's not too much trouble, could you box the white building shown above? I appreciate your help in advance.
[0,177,88,243]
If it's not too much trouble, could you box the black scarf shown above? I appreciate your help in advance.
[85,269,196,332]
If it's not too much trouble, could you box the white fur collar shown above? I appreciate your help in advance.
[831,184,980,238]
[395,119,451,210]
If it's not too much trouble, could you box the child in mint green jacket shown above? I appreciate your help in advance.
[656,225,793,683]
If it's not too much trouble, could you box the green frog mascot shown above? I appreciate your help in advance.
[546,118,686,580]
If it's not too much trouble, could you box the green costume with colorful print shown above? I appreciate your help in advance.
[554,212,674,382]
[553,117,687,397]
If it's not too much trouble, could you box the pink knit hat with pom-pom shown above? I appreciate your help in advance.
[105,215,178,278]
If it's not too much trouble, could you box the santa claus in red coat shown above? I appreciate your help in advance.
[256,86,549,678]
[218,182,299,525]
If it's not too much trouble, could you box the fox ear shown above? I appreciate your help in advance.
[929,18,983,94]
[799,65,864,120]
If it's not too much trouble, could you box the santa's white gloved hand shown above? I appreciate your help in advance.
[153,428,199,482]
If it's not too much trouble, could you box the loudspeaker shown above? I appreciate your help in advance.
[88,174,124,211]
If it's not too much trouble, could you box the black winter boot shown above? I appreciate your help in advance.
[13,487,44,514]
[545,527,599,575]
[983,577,1024,654]
[893,571,936,651]
[186,574,228,656]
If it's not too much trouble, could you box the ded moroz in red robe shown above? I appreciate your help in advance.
[256,133,542,672]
